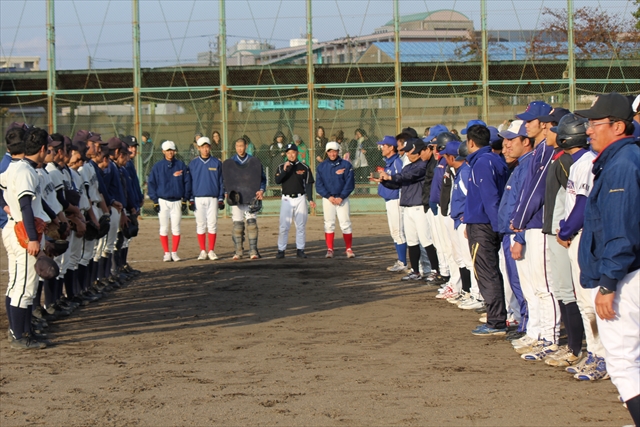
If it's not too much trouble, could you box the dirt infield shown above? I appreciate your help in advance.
[0,215,632,426]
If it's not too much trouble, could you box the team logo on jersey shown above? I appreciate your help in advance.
[208,167,217,171]
[296,170,305,175]
[506,185,512,190]
[173,170,183,177]
[335,168,345,175]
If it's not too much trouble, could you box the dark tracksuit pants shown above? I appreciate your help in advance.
[502,234,528,333]
[467,223,507,330]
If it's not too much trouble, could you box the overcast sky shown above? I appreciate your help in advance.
[1,0,636,69]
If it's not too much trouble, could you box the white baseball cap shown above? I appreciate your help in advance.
[196,137,211,146]
[498,120,527,140]
[325,141,340,152]
[161,140,176,151]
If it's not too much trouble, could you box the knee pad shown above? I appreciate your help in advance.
[232,221,245,243]
[246,218,258,239]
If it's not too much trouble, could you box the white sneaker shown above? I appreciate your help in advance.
[171,252,181,262]
[460,296,485,310]
[512,334,536,349]
[387,260,407,272]
[197,250,207,260]
[208,250,218,260]
[163,252,172,262]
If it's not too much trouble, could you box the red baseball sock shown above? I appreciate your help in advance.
[208,233,216,251]
[160,235,169,253]
[172,235,181,252]
[197,233,206,251]
[325,232,335,251]
[343,233,353,250]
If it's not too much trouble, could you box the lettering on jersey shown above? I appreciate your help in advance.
[173,170,183,177]
[44,182,55,196]
[335,168,345,175]
[579,183,590,192]
[609,188,624,193]
[35,183,42,194]
[208,167,217,171]
[567,180,576,195]
[296,170,305,175]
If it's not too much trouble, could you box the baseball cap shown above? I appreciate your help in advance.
[426,124,449,141]
[284,143,298,152]
[48,136,64,148]
[122,135,138,147]
[631,95,640,114]
[439,140,461,157]
[516,101,552,122]
[538,107,571,124]
[488,126,501,143]
[107,137,126,151]
[35,253,59,280]
[461,119,487,135]
[162,140,177,151]
[377,135,397,147]
[6,122,28,135]
[498,120,527,140]
[574,92,634,121]
[326,141,340,152]
[403,138,425,154]
[401,127,418,139]
[196,137,211,146]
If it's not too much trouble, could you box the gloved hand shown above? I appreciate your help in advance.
[429,202,439,216]
[218,200,225,211]
[153,203,160,214]
[181,201,188,214]
[189,201,196,212]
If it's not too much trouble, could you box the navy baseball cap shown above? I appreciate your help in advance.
[425,124,449,141]
[122,135,139,146]
[499,120,527,140]
[377,135,397,147]
[488,126,501,143]
[574,92,634,121]
[538,107,571,124]
[403,138,425,153]
[284,143,298,152]
[516,101,552,122]
[439,140,461,157]
[461,119,487,135]
[401,127,418,138]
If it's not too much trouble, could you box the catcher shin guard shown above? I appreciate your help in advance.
[247,218,259,258]
[232,221,245,257]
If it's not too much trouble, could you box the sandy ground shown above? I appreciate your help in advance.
[0,215,632,426]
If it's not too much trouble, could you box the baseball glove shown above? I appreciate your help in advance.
[14,218,47,249]
[248,197,262,214]
[98,214,111,238]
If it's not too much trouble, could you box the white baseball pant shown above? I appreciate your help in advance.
[403,206,430,247]
[61,231,83,274]
[441,215,463,292]
[457,225,480,298]
[103,206,121,256]
[322,198,352,234]
[546,235,576,303]
[277,195,308,251]
[425,209,449,276]
[569,232,605,357]
[2,223,16,289]
[195,197,219,234]
[385,199,405,245]
[231,204,257,222]
[158,199,182,236]
[516,229,560,343]
[593,269,640,402]
[4,220,39,309]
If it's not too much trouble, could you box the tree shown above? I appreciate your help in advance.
[453,30,506,62]
[634,0,640,30]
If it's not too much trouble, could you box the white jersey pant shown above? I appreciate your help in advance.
[195,197,219,234]
[277,195,308,251]
[516,229,560,343]
[441,215,463,293]
[455,224,480,298]
[500,237,521,323]
[122,237,131,249]
[385,199,405,245]
[158,199,182,236]
[403,206,431,247]
[593,269,640,402]
[2,223,16,289]
[60,231,83,275]
[231,204,257,222]
[4,220,39,309]
[79,236,96,267]
[322,198,352,234]
[546,234,576,303]
[103,206,121,256]
[425,209,449,276]
[569,232,605,357]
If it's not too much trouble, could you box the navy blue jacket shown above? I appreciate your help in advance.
[189,156,225,200]
[498,151,533,243]
[125,160,144,209]
[579,137,640,291]
[377,153,402,201]
[231,154,267,192]
[450,162,470,229]
[0,153,11,228]
[89,159,113,206]
[148,158,191,203]
[316,157,355,199]
[511,141,554,230]
[429,157,447,204]
[464,146,508,232]
[102,161,126,205]
[383,159,427,207]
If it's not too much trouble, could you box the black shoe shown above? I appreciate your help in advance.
[108,277,122,288]
[504,331,526,341]
[276,250,285,259]
[124,265,141,275]
[46,305,71,318]
[474,306,487,314]
[82,290,101,302]
[296,249,307,259]
[10,334,47,350]
[35,306,58,322]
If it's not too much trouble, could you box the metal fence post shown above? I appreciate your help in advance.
[132,0,143,187]
[46,0,56,133]
[219,0,229,161]
[307,0,316,215]
[393,0,402,133]
[481,0,489,122]
[567,0,576,111]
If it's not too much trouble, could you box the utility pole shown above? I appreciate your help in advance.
[132,0,143,186]
[393,0,401,133]
[480,0,489,122]
[567,0,576,111]
[219,0,229,160]
[46,0,56,133]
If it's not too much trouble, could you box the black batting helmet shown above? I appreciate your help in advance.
[551,113,589,150]
[435,131,460,152]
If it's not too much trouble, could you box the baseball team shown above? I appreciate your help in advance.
[0,91,638,425]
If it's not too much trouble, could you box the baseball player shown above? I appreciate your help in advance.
[188,136,225,261]
[274,143,315,258]
[148,140,191,262]
[119,135,143,276]
[316,141,356,258]
[574,92,640,425]
[223,137,266,260]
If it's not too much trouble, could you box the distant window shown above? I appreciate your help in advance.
[338,54,345,63]
[24,61,34,69]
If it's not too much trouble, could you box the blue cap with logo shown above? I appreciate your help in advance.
[425,124,449,141]
[461,119,487,135]
[377,135,397,147]
[516,101,553,122]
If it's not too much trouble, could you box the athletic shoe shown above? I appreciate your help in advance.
[435,285,454,299]
[504,331,525,342]
[402,272,422,281]
[545,346,582,367]
[474,306,487,314]
[387,261,407,272]
[296,249,307,259]
[10,334,47,350]
[566,351,595,374]
[197,250,208,261]
[424,271,438,282]
[507,318,519,328]
[511,334,536,349]
[459,296,485,310]
[346,249,355,258]
[232,254,242,260]
[515,339,549,355]
[325,250,334,259]
[448,291,468,304]
[479,313,487,323]
[276,250,285,259]
[208,251,218,260]
[522,342,558,361]
[575,357,609,381]
[471,324,507,336]
[163,252,172,262]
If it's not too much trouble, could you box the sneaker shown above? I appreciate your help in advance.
[424,271,439,282]
[10,334,47,350]
[197,250,208,261]
[567,352,594,374]
[448,291,468,304]
[436,286,457,299]
[504,331,526,342]
[515,339,549,355]
[325,250,334,259]
[387,261,407,272]
[296,249,307,259]
[507,318,519,328]
[479,313,487,323]
[545,346,583,367]
[276,250,285,259]
[232,253,242,260]
[346,249,355,258]
[163,252,172,262]
[522,342,559,361]
[402,272,422,281]
[472,324,507,336]
[171,252,181,262]
[207,250,219,260]
[459,296,485,310]
[512,334,537,349]
[575,357,609,381]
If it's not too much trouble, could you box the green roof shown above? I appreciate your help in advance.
[383,10,470,26]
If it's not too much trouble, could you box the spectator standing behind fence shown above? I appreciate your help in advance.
[211,130,222,159]
[140,131,154,183]
[189,133,203,160]
[270,132,286,194]
[292,134,308,164]
[351,128,370,185]
[315,126,328,163]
